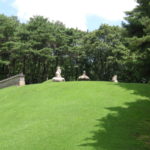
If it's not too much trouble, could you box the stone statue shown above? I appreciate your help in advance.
[52,66,65,82]
[112,75,118,83]
[55,66,61,77]
[78,71,90,80]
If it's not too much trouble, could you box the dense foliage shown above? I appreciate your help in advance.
[0,0,149,83]
[123,0,150,82]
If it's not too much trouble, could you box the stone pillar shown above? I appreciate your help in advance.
[19,73,25,86]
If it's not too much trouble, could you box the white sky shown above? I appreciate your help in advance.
[13,0,137,30]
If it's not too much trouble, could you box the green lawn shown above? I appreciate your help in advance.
[0,81,150,150]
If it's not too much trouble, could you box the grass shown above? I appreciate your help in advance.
[0,81,150,150]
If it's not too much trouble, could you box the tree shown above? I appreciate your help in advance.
[123,0,150,82]
[0,14,19,79]
[82,24,129,81]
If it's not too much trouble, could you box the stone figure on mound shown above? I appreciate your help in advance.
[52,66,65,82]
[112,75,118,83]
[78,71,90,80]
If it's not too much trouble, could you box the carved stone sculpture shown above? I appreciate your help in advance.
[78,71,90,80]
[52,66,65,82]
[112,75,118,83]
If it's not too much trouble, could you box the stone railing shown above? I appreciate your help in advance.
[0,73,25,89]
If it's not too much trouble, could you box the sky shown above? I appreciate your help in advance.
[0,0,137,31]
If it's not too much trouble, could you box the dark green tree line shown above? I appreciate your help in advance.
[0,0,149,84]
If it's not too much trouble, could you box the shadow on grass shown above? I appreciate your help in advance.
[80,100,150,150]
[80,83,150,150]
[117,82,150,99]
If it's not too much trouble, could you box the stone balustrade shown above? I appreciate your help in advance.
[0,73,25,89]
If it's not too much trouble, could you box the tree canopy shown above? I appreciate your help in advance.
[123,0,150,82]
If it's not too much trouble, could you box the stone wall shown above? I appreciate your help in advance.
[0,73,25,89]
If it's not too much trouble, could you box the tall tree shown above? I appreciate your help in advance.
[123,0,150,82]
[0,15,19,79]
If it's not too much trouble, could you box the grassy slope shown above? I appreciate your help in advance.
[0,81,150,150]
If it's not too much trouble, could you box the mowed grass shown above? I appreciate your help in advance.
[0,81,150,150]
